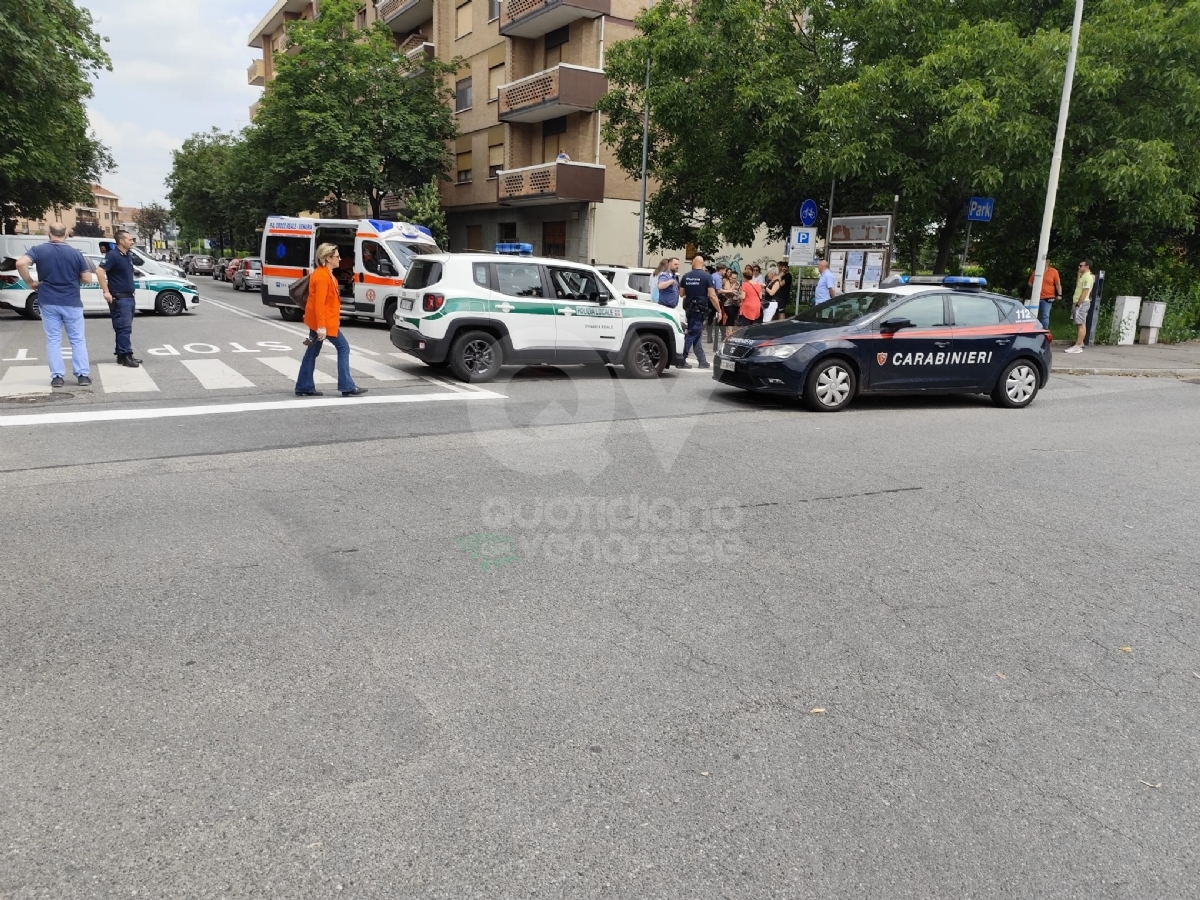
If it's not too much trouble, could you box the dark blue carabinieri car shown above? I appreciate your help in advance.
[713,276,1052,412]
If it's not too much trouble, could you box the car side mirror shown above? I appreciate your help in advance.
[880,317,913,333]
[590,291,606,305]
[378,261,395,277]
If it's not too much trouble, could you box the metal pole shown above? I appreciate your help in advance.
[824,178,836,249]
[961,219,973,270]
[636,1,655,269]
[1030,0,1084,313]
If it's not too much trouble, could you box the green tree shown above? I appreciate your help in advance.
[249,0,458,219]
[70,219,104,237]
[600,0,1200,285]
[166,129,239,255]
[0,0,113,230]
[403,179,448,248]
[132,202,171,246]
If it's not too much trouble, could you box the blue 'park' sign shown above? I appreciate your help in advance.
[967,197,994,222]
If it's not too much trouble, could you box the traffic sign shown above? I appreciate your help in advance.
[789,227,817,266]
[967,197,994,222]
[799,199,818,228]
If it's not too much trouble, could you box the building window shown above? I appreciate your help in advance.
[488,63,504,103]
[488,139,504,178]
[499,222,517,242]
[544,25,568,67]
[356,7,366,29]
[542,116,567,164]
[543,221,567,258]
[456,151,473,183]
[456,1,472,39]
[488,0,499,21]
[466,225,483,250]
[455,77,472,112]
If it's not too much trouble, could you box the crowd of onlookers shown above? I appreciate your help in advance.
[650,256,795,345]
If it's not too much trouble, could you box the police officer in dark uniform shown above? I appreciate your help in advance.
[678,255,723,369]
[95,229,142,368]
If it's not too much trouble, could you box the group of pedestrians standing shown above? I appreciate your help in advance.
[13,225,141,388]
[652,255,795,367]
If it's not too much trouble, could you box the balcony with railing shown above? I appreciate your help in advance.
[247,59,265,86]
[377,0,434,33]
[496,160,604,205]
[398,35,435,73]
[500,0,610,39]
[498,64,606,123]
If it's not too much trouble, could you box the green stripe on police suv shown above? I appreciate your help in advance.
[408,295,682,332]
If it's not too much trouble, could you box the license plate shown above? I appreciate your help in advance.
[720,358,736,372]
[400,297,414,310]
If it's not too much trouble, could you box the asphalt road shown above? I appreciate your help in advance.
[3,279,1199,898]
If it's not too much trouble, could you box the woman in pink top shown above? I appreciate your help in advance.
[737,276,763,325]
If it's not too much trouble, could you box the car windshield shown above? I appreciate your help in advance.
[387,240,437,270]
[795,291,896,326]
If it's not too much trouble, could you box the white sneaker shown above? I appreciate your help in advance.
[1064,345,1083,354]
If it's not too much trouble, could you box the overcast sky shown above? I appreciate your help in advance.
[81,0,264,208]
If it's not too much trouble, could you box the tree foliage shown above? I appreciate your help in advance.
[70,219,104,237]
[132,202,171,245]
[0,0,114,229]
[250,0,458,218]
[165,129,241,254]
[600,0,1200,287]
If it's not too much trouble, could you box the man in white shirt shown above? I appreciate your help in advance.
[814,259,840,304]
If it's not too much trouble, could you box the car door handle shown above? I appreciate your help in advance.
[934,340,950,348]
[995,338,1012,345]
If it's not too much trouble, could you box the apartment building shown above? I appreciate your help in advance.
[12,184,123,238]
[248,0,652,265]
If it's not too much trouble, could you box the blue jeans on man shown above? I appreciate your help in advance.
[40,304,89,378]
[295,330,356,394]
[682,310,708,366]
[1037,299,1054,332]
[110,294,136,356]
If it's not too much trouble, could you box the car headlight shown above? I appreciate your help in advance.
[754,344,801,359]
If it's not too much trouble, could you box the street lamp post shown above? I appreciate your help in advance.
[636,1,655,268]
[1030,0,1085,318]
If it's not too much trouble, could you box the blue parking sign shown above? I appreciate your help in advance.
[967,197,994,222]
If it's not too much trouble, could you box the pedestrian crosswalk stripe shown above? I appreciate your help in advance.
[0,366,50,396]
[255,356,337,384]
[182,359,256,390]
[331,355,416,382]
[96,362,160,393]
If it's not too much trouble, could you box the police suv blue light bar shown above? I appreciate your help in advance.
[943,276,988,286]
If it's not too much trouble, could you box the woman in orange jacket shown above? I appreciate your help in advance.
[295,242,367,397]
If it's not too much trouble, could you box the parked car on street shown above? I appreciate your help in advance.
[213,258,231,280]
[188,255,215,276]
[231,257,262,292]
[0,256,200,318]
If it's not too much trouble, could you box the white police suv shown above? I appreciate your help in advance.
[390,254,686,382]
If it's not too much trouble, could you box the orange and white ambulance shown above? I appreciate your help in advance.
[259,216,440,327]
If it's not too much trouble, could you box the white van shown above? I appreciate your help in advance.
[260,216,439,327]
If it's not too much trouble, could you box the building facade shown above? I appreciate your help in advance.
[247,0,780,267]
[12,185,123,238]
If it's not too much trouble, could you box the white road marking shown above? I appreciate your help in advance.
[0,389,507,427]
[0,366,51,396]
[200,294,381,355]
[332,355,417,382]
[96,363,160,393]
[255,356,337,384]
[182,359,256,390]
[2,349,37,361]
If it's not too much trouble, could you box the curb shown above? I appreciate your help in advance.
[1051,366,1200,378]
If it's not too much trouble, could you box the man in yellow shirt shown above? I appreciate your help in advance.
[1064,261,1094,354]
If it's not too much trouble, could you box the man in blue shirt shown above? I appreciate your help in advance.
[96,229,142,367]
[813,259,840,304]
[656,257,680,308]
[678,255,722,369]
[15,224,94,388]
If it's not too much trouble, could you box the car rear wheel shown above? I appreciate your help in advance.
[156,291,185,316]
[803,357,856,412]
[384,299,397,329]
[21,292,41,320]
[279,306,303,322]
[992,359,1040,408]
[449,330,503,383]
[623,332,667,378]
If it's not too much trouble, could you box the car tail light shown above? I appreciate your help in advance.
[0,275,18,285]
[422,292,445,312]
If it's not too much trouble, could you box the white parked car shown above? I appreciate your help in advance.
[389,253,686,382]
[0,255,200,318]
[596,265,654,303]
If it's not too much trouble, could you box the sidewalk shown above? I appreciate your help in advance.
[1050,340,1200,377]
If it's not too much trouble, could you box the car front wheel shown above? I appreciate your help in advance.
[279,307,304,322]
[992,359,1040,408]
[803,358,856,412]
[623,332,667,378]
[449,330,503,383]
[156,291,185,316]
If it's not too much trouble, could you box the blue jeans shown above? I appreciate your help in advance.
[295,330,356,393]
[682,311,708,365]
[1038,299,1054,332]
[40,304,89,378]
[110,294,135,356]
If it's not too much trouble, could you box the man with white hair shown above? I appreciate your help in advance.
[15,224,94,388]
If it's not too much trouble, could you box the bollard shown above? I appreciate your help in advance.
[1111,296,1141,346]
